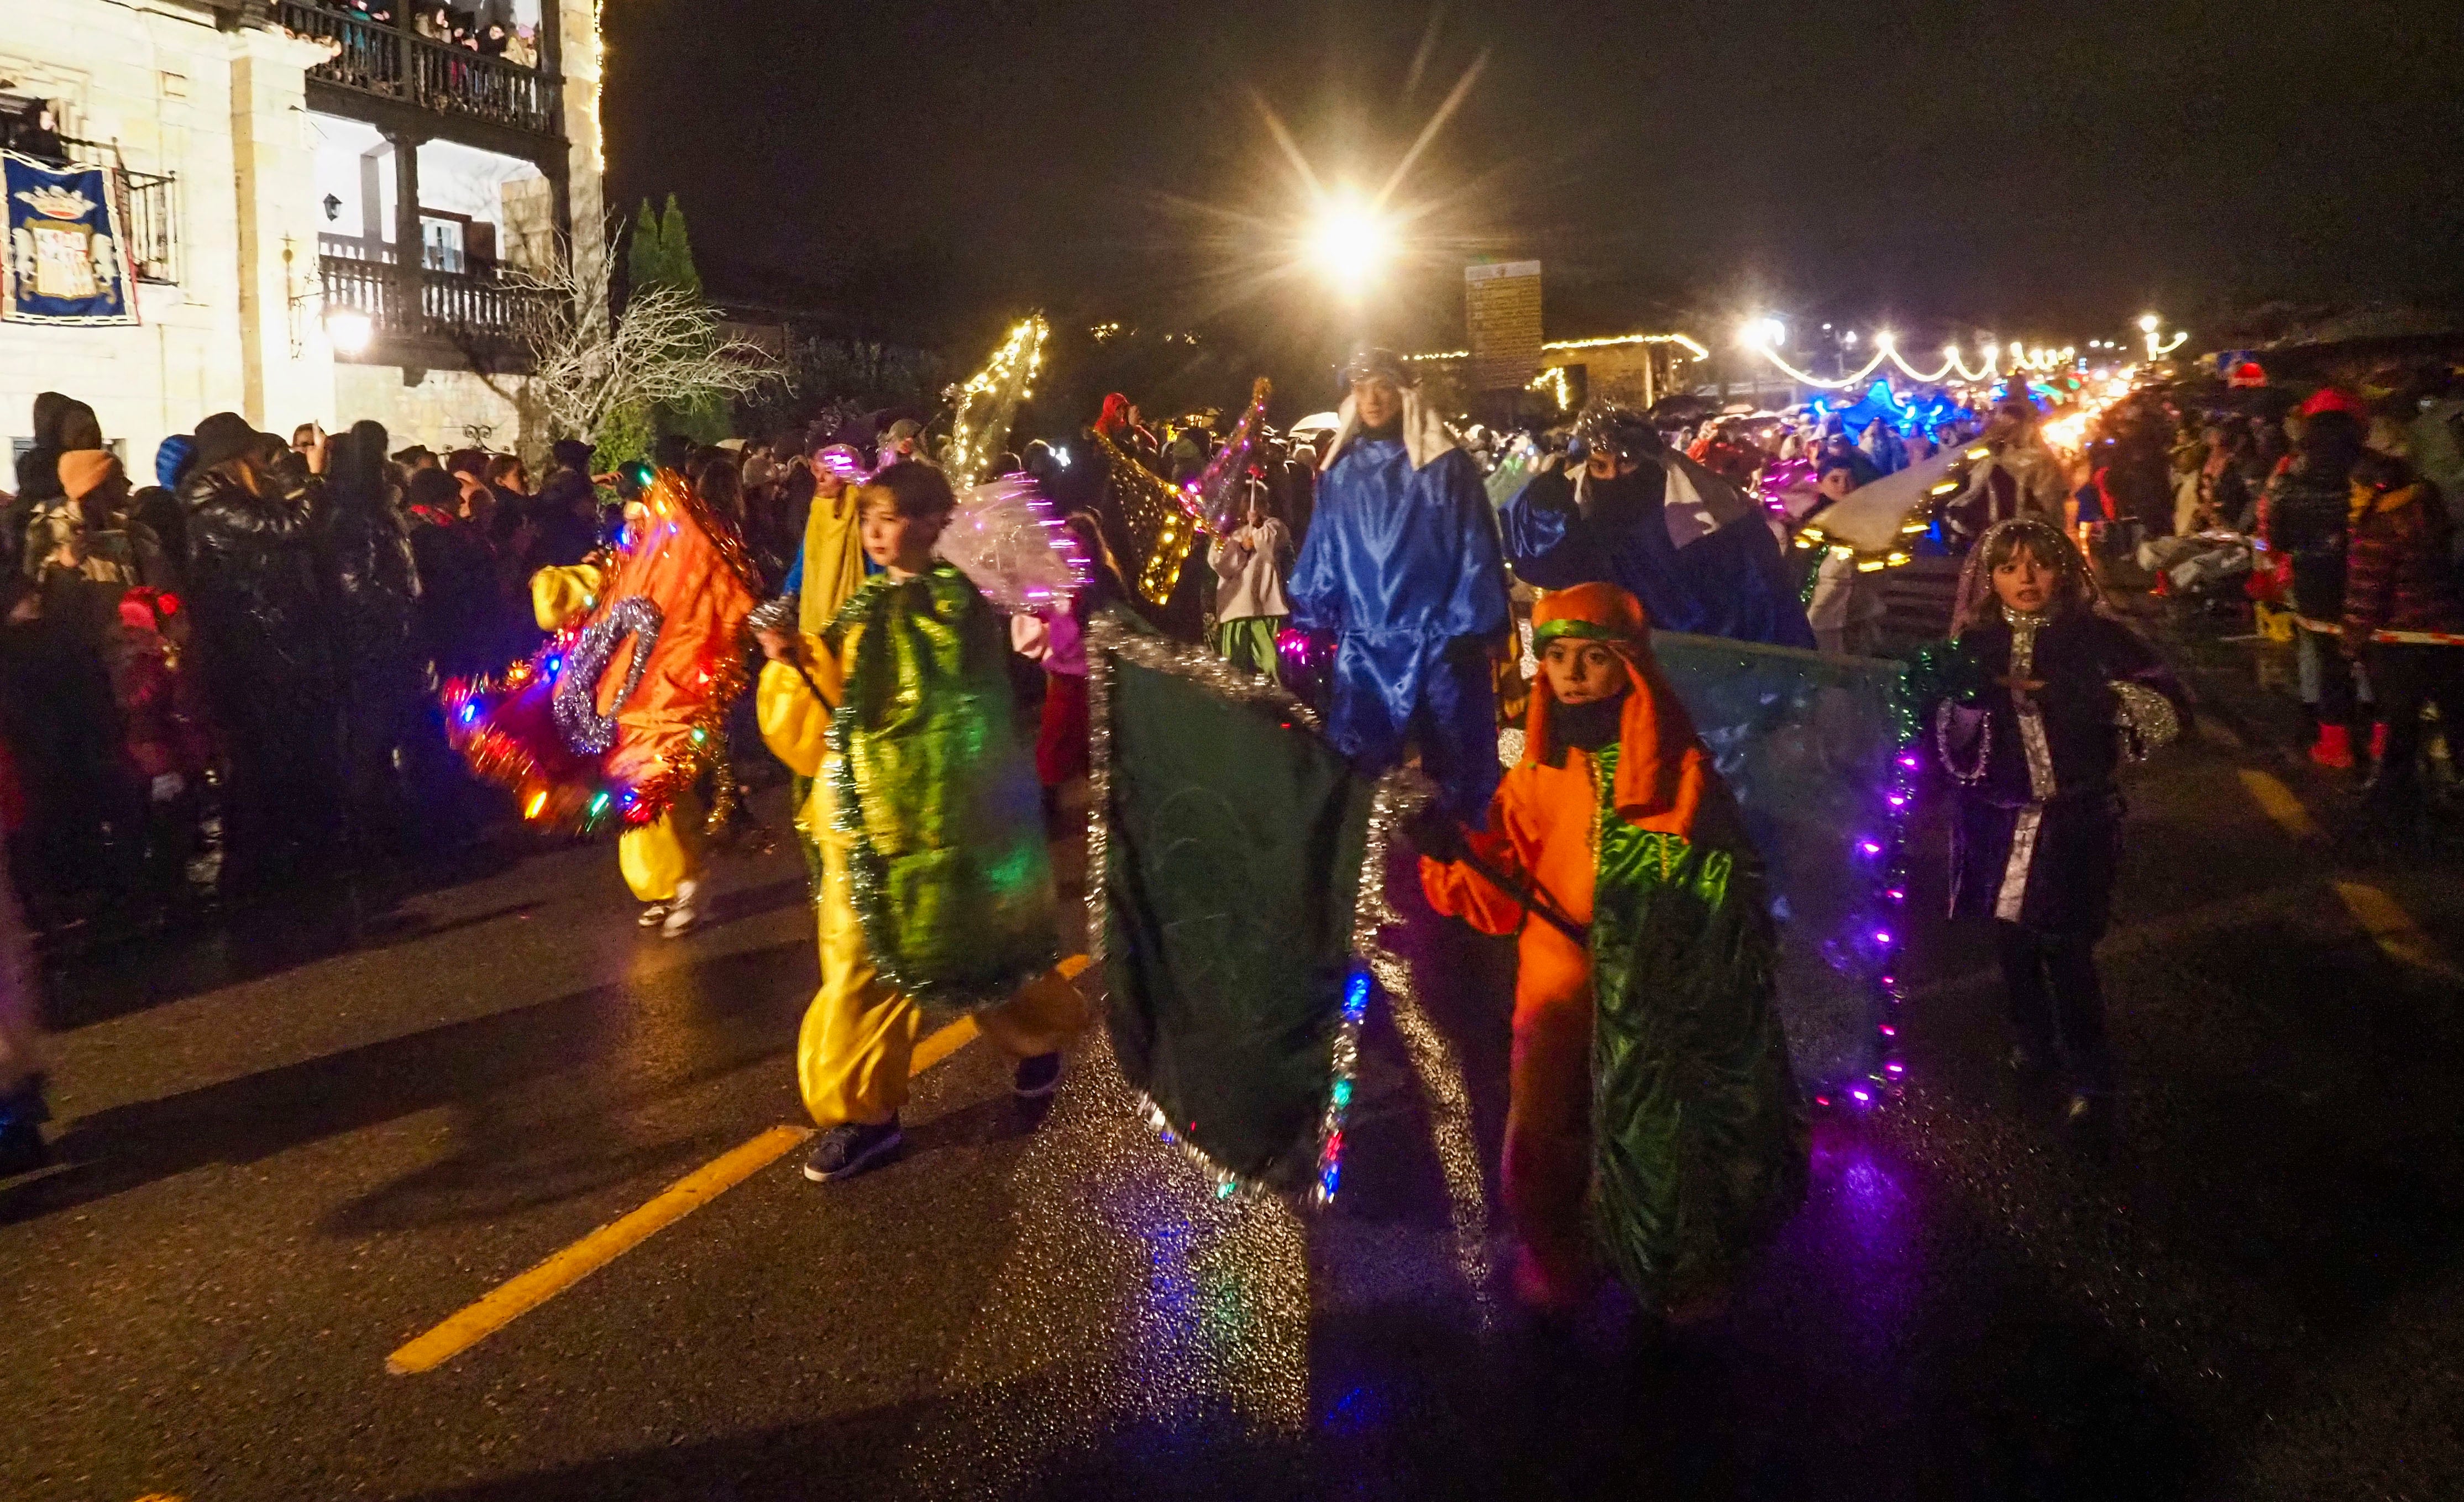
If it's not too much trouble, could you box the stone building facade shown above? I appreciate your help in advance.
[1,0,603,473]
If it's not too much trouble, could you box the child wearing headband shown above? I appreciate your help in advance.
[1416,581,1806,1324]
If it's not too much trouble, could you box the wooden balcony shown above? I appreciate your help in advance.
[322,253,552,365]
[278,3,564,141]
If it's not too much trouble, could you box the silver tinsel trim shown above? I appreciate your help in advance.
[553,596,664,756]
[746,593,800,638]
[2112,681,2180,761]
[1086,611,1424,1206]
[1314,764,1433,1205]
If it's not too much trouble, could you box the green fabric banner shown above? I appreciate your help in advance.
[1092,623,1377,1193]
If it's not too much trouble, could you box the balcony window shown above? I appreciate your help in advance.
[49,136,180,286]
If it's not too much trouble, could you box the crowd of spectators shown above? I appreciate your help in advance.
[0,395,647,939]
[314,0,542,66]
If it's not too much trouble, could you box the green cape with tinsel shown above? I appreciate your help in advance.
[826,565,1060,1015]
[1588,742,1808,1305]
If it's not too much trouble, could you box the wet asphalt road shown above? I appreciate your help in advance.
[4,613,2462,1502]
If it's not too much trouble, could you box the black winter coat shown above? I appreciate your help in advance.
[318,482,421,681]
[178,459,340,719]
[2263,461,2356,621]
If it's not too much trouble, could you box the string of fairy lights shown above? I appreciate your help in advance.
[943,315,1049,489]
[1734,315,2188,391]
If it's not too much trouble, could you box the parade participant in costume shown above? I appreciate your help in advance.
[1504,403,1816,650]
[1416,582,1806,1319]
[754,460,1087,1183]
[1288,348,1511,822]
[1943,398,2071,548]
[1012,511,1125,824]
[1805,459,1888,655]
[474,469,761,939]
[1208,480,1292,682]
[767,444,872,892]
[1908,519,2184,1127]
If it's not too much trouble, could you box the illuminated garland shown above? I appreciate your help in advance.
[1191,377,1272,534]
[1818,674,1922,1112]
[1094,428,1203,605]
[1744,338,2085,390]
[944,314,1048,489]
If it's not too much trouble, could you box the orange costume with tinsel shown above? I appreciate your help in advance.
[1420,582,1801,1312]
[452,470,759,910]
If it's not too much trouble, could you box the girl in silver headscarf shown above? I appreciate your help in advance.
[1910,518,2188,1128]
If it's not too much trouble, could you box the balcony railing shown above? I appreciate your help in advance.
[278,3,564,139]
[57,136,179,284]
[322,253,552,353]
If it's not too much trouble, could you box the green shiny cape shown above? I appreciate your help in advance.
[1589,742,1809,1304]
[826,565,1060,1015]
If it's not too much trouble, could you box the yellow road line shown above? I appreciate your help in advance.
[911,1015,980,1073]
[387,1125,813,1374]
[386,954,1095,1375]
[2332,883,2462,981]
[2237,768,2320,840]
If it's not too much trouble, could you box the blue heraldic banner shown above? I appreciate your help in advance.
[3,151,138,327]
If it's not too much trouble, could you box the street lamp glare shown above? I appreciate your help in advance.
[325,308,373,356]
[1306,192,1394,300]
[2138,313,2160,333]
[1842,330,1858,346]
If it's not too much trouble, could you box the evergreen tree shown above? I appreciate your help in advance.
[622,195,730,447]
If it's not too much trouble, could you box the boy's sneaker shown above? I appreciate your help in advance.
[804,1118,903,1183]
[1013,1052,1064,1099]
[660,880,701,939]
[636,902,670,928]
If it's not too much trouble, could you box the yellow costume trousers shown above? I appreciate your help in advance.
[617,787,702,903]
[796,766,1084,1127]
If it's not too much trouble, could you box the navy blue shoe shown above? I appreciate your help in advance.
[803,1118,903,1183]
[1013,1052,1063,1100]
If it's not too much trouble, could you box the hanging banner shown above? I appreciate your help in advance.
[2,150,138,327]
[1464,259,1542,392]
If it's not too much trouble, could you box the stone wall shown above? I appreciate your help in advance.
[334,364,546,464]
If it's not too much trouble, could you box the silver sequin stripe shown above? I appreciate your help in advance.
[1994,805,2044,923]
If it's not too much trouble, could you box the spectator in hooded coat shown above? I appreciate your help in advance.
[9,394,103,582]
[318,421,427,857]
[176,412,344,892]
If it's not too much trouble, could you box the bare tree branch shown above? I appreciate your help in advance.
[510,227,784,443]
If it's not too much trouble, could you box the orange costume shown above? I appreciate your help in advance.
[1420,582,1804,1312]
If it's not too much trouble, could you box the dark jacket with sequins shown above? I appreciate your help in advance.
[1921,612,2183,807]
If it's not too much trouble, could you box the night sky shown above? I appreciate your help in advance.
[606,1,2463,374]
